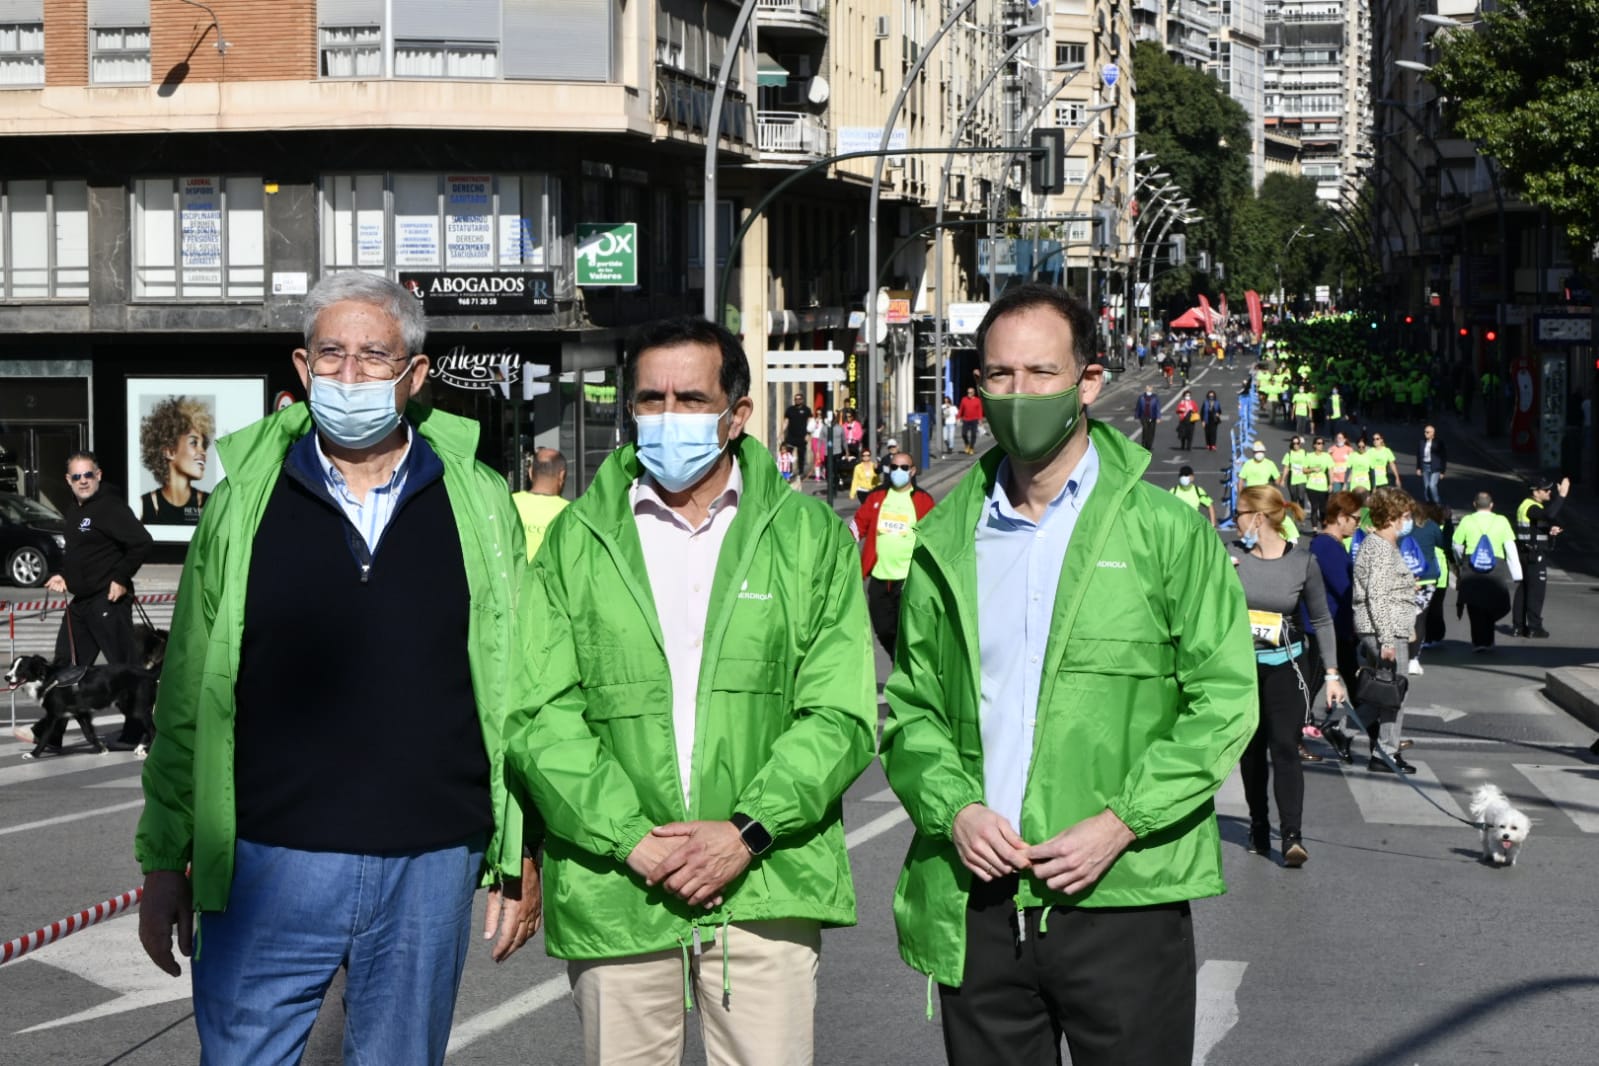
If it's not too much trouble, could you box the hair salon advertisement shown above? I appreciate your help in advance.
[126,377,267,543]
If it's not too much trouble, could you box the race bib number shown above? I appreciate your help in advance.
[1248,610,1285,646]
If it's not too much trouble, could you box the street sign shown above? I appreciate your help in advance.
[765,368,847,382]
[1102,63,1118,88]
[948,302,989,333]
[886,299,912,324]
[766,350,845,366]
[575,222,638,286]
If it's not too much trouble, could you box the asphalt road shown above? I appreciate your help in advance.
[4,361,1598,1064]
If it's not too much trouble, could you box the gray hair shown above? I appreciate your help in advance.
[302,272,427,357]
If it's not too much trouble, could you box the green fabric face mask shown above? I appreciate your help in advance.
[978,383,1084,463]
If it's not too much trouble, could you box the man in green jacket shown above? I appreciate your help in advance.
[881,283,1257,1066]
[504,317,875,1065]
[134,273,539,1065]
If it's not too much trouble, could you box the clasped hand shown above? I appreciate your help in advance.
[952,804,1135,897]
[627,821,751,909]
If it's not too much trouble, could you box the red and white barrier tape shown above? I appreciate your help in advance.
[3,592,177,617]
[0,886,142,965]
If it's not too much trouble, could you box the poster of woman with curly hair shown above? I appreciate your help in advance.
[126,377,266,542]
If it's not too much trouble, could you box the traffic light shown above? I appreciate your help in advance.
[1029,128,1066,195]
[1370,320,1378,330]
[1403,314,1414,325]
[1170,233,1186,265]
[1458,327,1470,338]
[1484,328,1498,343]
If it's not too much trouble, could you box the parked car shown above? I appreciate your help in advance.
[0,493,66,588]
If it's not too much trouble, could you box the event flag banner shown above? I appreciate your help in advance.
[1245,290,1264,338]
[1198,293,1213,331]
[126,377,267,543]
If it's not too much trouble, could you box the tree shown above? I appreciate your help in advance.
[1132,41,1253,306]
[1431,0,1599,256]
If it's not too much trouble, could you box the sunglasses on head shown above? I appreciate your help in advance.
[68,472,97,482]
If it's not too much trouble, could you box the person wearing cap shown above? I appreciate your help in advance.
[1170,465,1216,526]
[1237,442,1279,497]
[1512,476,1569,638]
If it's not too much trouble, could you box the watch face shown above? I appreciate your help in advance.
[736,816,774,855]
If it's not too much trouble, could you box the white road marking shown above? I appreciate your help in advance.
[0,798,143,836]
[0,750,143,788]
[1406,705,1466,723]
[1336,759,1470,826]
[1513,763,1599,832]
[844,807,911,848]
[1192,960,1248,1065]
[862,786,899,803]
[15,915,189,1034]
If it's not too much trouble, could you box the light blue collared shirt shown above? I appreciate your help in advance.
[974,441,1101,832]
[314,424,414,554]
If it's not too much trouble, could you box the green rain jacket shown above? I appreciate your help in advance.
[880,424,1258,987]
[504,436,876,960]
[135,404,532,911]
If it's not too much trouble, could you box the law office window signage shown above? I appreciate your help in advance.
[134,177,265,299]
[399,271,554,313]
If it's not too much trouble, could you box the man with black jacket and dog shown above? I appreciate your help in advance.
[46,451,152,671]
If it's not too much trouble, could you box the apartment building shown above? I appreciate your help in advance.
[1209,0,1266,189]
[1263,0,1367,203]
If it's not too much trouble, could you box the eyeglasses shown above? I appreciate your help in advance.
[889,463,913,471]
[67,471,97,483]
[307,347,410,380]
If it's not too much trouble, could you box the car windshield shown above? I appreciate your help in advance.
[0,494,61,524]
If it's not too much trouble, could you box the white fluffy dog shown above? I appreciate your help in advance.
[1469,784,1531,866]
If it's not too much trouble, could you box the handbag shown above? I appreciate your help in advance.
[1355,662,1408,709]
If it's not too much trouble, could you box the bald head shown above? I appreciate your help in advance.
[529,448,567,495]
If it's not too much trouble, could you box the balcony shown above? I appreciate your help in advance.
[756,0,827,38]
[757,110,828,164]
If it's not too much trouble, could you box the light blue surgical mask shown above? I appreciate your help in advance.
[889,469,911,489]
[308,360,415,450]
[1399,517,1414,537]
[1240,528,1260,550]
[635,408,729,492]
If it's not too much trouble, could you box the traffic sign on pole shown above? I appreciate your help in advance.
[765,368,847,382]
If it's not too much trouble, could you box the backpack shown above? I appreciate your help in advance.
[1399,534,1427,576]
[1349,527,1366,561]
[1469,533,1497,573]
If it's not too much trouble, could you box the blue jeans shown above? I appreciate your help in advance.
[1420,465,1441,504]
[192,836,485,1066]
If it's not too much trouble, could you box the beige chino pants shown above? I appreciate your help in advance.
[567,918,820,1066]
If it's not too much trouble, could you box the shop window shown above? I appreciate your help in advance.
[133,177,265,300]
[0,180,89,300]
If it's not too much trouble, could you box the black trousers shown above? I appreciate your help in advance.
[1424,584,1448,643]
[866,577,903,657]
[961,421,979,449]
[1306,488,1328,524]
[939,876,1195,1066]
[1204,420,1219,447]
[1512,555,1548,631]
[1176,420,1195,449]
[52,592,136,669]
[1239,659,1309,837]
[1139,419,1158,450]
[1466,603,1498,647]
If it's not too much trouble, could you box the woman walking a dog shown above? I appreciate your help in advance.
[1229,485,1347,867]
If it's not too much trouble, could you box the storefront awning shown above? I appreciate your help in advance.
[756,53,789,87]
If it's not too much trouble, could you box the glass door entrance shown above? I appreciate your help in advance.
[0,422,87,514]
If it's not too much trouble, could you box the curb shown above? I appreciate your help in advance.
[1545,666,1599,734]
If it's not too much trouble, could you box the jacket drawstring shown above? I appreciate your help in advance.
[193,911,203,962]
[676,935,695,1011]
[1015,900,1027,944]
[720,913,733,1006]
[1039,906,1053,935]
[925,974,935,1022]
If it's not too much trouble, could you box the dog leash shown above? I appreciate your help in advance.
[1325,698,1485,830]
[131,595,156,631]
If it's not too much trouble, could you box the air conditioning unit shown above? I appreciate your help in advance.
[875,15,891,39]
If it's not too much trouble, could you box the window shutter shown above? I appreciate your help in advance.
[503,0,612,81]
[0,0,43,21]
[317,0,383,26]
[392,0,499,42]
[87,0,148,26]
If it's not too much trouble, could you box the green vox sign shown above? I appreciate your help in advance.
[575,222,638,286]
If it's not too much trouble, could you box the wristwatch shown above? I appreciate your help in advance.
[730,812,774,856]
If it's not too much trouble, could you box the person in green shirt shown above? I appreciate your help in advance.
[1291,387,1316,434]
[1171,464,1217,526]
[1366,432,1400,489]
[511,447,570,561]
[1326,386,1344,435]
[1238,442,1280,497]
[1303,436,1333,523]
[1346,439,1373,493]
[1452,491,1522,650]
[1281,436,1311,513]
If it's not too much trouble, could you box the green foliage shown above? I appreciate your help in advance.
[1132,41,1252,302]
[1431,0,1599,257]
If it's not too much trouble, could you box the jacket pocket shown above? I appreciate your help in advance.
[1059,637,1175,679]
[710,657,786,696]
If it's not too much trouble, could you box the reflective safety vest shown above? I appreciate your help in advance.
[1329,393,1343,420]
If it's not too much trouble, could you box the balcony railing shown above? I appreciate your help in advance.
[757,110,828,162]
[756,0,828,34]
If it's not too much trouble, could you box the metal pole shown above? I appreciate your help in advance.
[703,0,764,322]
[866,0,980,459]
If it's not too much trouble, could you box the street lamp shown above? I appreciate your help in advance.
[1395,59,1433,73]
[1418,14,1481,29]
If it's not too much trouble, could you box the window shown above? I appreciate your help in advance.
[321,173,567,287]
[392,0,499,77]
[0,180,89,299]
[89,0,150,83]
[1063,158,1088,186]
[320,26,383,77]
[1055,42,1085,67]
[1054,101,1087,128]
[686,200,734,269]
[133,177,265,300]
[0,18,44,87]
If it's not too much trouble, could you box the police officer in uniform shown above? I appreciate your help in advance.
[1512,476,1568,638]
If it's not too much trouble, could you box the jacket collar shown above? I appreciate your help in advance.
[571,433,788,541]
[216,401,479,485]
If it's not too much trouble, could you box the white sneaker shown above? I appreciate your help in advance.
[1407,660,1424,676]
